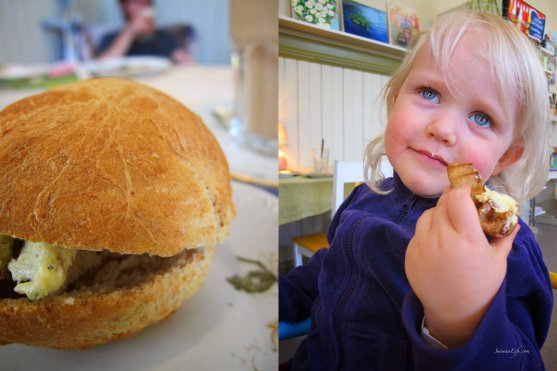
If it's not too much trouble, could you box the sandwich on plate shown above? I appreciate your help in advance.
[0,77,235,349]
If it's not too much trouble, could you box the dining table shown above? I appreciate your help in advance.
[279,170,360,225]
[279,174,334,225]
[0,58,278,371]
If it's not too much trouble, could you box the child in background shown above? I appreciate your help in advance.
[280,9,552,370]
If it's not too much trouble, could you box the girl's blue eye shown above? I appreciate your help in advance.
[470,113,491,128]
[419,88,440,103]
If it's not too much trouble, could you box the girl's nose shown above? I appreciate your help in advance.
[426,115,457,145]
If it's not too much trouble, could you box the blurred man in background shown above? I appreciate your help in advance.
[97,0,191,63]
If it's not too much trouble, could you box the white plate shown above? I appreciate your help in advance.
[0,182,278,371]
[279,174,296,179]
[305,172,333,178]
[279,171,299,179]
[83,56,172,78]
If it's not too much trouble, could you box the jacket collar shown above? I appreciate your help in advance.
[390,172,438,209]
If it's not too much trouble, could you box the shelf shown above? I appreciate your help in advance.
[279,16,406,75]
[549,171,557,181]
[535,200,557,226]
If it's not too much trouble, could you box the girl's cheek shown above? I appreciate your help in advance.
[460,153,491,181]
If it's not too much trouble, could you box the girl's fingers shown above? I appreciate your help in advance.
[442,186,483,235]
[415,207,433,234]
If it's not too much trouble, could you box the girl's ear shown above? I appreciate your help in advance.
[492,144,523,176]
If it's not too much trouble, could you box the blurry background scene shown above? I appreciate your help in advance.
[0,0,279,369]
[0,0,230,64]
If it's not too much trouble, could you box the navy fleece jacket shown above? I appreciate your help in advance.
[279,174,552,370]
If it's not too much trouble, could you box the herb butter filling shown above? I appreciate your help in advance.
[0,234,196,301]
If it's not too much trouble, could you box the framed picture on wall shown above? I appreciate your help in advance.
[291,0,341,31]
[341,0,388,43]
[387,1,419,47]
[502,0,545,43]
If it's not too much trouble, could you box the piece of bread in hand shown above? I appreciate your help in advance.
[447,163,518,237]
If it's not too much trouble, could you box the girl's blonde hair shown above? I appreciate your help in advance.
[364,9,549,205]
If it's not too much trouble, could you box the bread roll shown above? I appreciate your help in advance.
[0,78,234,348]
[447,163,517,237]
[0,77,235,256]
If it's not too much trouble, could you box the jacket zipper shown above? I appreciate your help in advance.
[395,195,417,224]
[331,195,419,368]
[332,215,367,369]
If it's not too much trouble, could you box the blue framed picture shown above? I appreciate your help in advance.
[342,0,388,43]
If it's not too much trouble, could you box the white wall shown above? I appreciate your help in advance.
[0,0,60,63]
[143,0,232,64]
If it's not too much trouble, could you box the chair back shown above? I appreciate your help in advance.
[332,161,365,212]
[550,271,557,290]
[332,156,393,212]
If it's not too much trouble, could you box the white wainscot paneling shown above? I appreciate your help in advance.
[279,57,388,170]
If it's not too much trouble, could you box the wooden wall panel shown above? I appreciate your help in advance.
[363,73,389,145]
[330,66,344,168]
[297,61,312,167]
[279,57,299,166]
[279,57,389,170]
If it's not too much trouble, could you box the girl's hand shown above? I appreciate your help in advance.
[405,186,518,347]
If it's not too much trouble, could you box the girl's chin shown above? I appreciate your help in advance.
[398,172,446,199]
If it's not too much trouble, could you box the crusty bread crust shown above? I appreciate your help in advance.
[0,78,235,256]
[447,163,484,197]
[446,163,517,237]
[0,245,213,349]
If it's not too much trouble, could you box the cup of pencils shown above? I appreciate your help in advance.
[312,140,330,175]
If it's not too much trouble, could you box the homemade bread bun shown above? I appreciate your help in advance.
[0,245,213,349]
[447,163,518,237]
[446,162,484,197]
[0,78,234,348]
[0,77,235,256]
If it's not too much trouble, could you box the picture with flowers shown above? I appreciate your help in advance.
[387,2,419,47]
[291,0,340,30]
